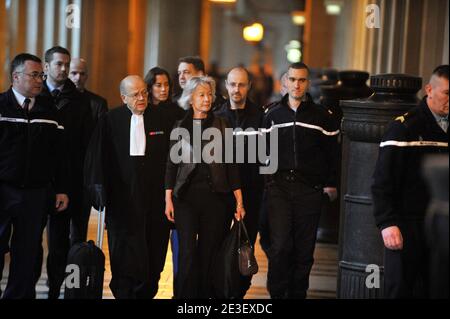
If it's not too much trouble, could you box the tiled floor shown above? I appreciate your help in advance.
[2,210,338,299]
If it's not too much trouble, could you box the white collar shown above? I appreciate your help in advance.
[46,81,64,93]
[12,87,36,110]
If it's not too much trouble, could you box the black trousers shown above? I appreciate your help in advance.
[174,183,231,299]
[266,177,323,299]
[108,191,170,299]
[384,220,429,298]
[0,182,51,299]
[35,188,90,299]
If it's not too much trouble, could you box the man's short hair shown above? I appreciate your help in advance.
[10,53,42,79]
[289,62,310,75]
[178,56,205,73]
[432,64,449,80]
[44,46,71,63]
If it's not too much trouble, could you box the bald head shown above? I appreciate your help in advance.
[226,67,251,108]
[120,75,149,114]
[69,58,88,91]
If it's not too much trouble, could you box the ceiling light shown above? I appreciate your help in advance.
[243,23,264,42]
[291,11,306,25]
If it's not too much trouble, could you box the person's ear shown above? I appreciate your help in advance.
[424,83,432,97]
[12,72,19,84]
[121,94,127,105]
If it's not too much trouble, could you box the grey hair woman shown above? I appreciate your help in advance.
[165,75,245,298]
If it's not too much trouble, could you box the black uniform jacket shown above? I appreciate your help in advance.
[0,88,68,192]
[372,97,449,230]
[262,94,339,188]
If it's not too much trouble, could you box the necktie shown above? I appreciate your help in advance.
[51,89,60,99]
[438,117,448,133]
[130,114,146,156]
[23,98,31,115]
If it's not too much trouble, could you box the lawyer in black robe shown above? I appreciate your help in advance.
[84,76,173,298]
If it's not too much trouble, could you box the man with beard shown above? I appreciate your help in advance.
[84,75,171,298]
[215,67,264,297]
[35,46,93,299]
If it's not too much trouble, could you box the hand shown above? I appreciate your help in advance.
[323,187,338,202]
[165,199,175,223]
[235,206,246,221]
[381,226,403,250]
[55,194,69,212]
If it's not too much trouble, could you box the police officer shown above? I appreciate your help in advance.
[372,64,449,298]
[0,53,68,299]
[263,62,339,299]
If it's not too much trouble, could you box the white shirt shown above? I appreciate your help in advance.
[130,114,146,156]
[46,81,64,94]
[12,87,35,110]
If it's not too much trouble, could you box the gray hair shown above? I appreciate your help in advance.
[178,76,216,110]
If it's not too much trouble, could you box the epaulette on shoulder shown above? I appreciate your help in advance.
[264,102,283,116]
[262,101,278,112]
[315,103,334,116]
[394,112,409,123]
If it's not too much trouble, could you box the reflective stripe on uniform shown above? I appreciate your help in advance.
[380,140,448,148]
[0,116,64,130]
[262,121,340,136]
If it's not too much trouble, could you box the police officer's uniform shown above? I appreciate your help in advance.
[372,97,449,298]
[263,94,339,298]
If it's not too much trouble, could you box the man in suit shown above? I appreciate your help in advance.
[0,53,68,299]
[35,46,93,299]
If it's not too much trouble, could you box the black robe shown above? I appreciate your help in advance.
[84,104,174,286]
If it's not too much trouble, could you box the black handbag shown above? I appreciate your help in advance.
[212,220,241,298]
[238,220,259,276]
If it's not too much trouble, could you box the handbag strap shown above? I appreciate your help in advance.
[239,219,253,249]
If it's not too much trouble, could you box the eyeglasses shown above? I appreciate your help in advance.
[18,72,47,81]
[125,89,149,99]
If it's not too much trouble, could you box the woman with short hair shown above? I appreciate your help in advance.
[165,76,245,299]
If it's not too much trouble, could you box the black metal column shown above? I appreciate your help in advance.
[337,74,422,298]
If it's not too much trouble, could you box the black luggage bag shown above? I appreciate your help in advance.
[64,207,106,299]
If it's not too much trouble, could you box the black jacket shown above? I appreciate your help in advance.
[165,110,241,198]
[214,99,264,190]
[372,98,449,230]
[262,94,339,188]
[81,89,108,126]
[41,79,93,195]
[0,88,68,192]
